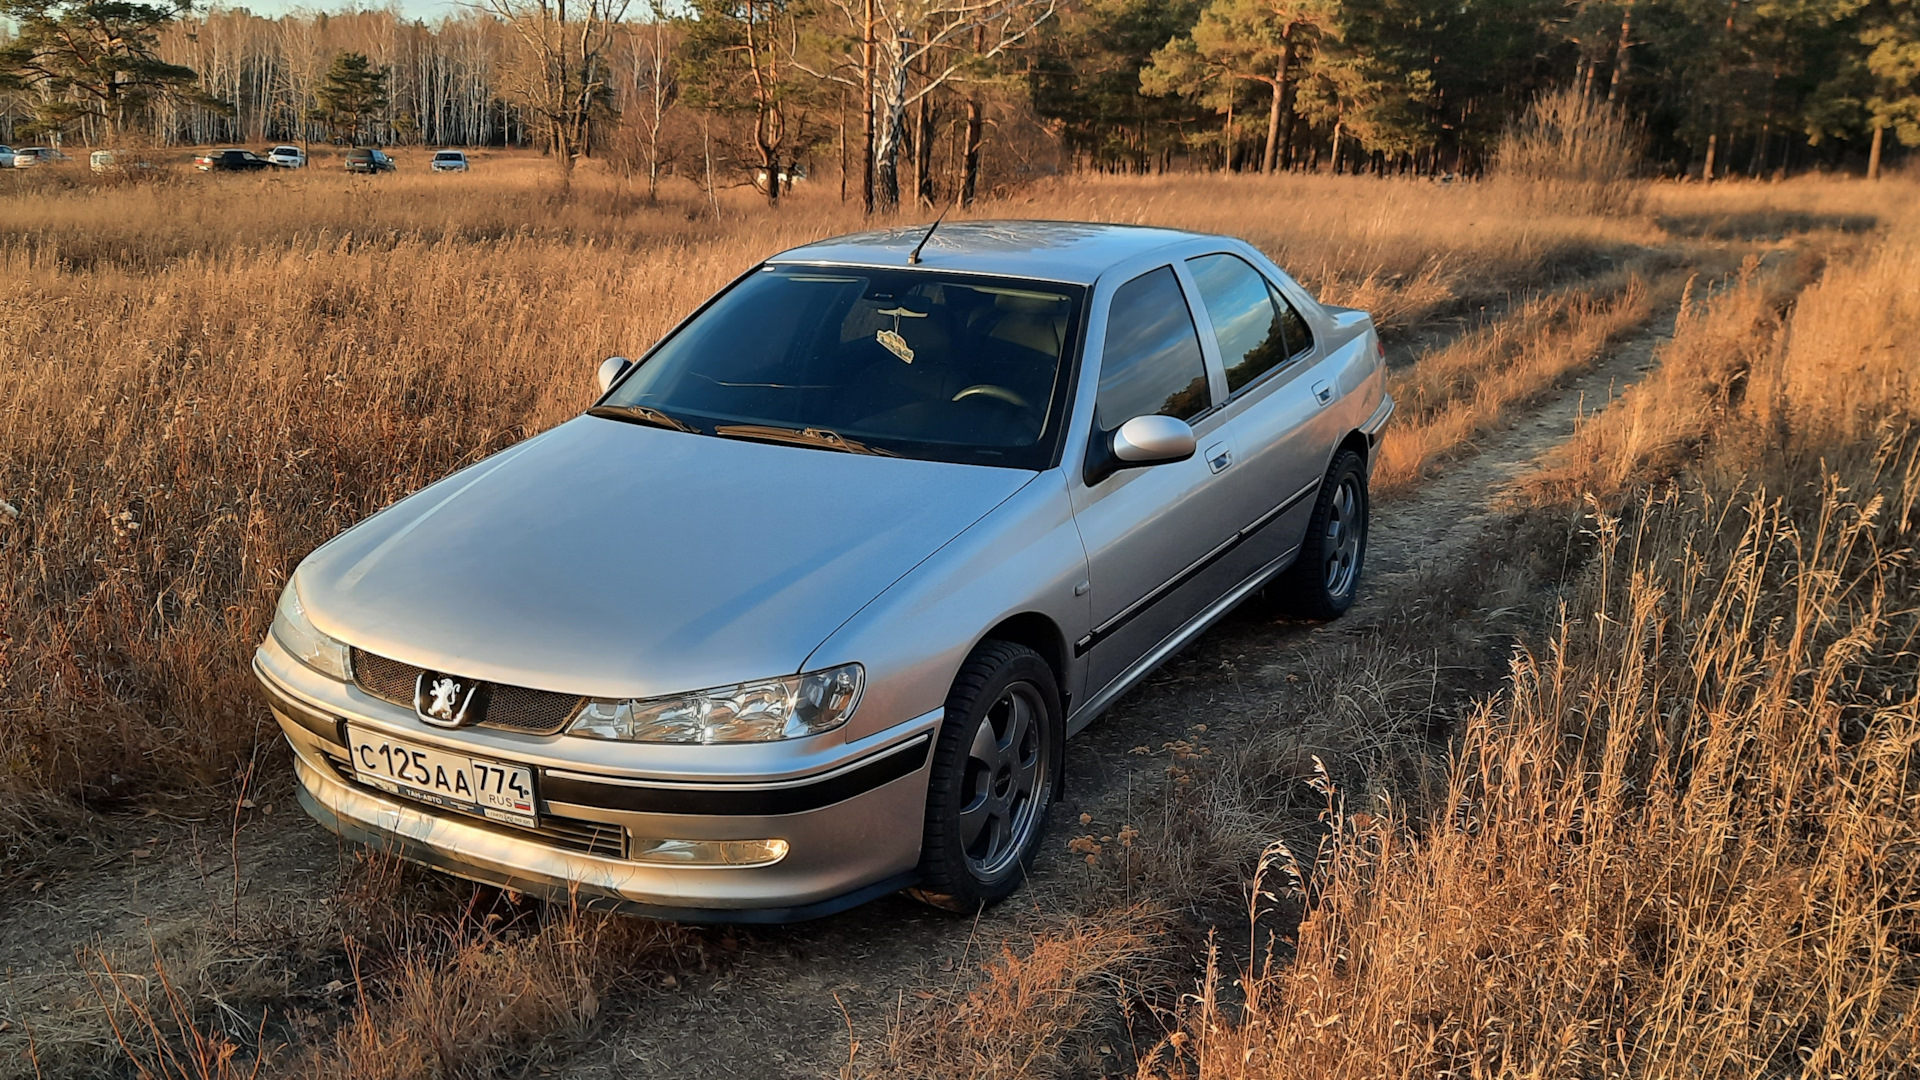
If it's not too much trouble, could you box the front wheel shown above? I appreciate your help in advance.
[909,641,1061,913]
[1276,449,1369,619]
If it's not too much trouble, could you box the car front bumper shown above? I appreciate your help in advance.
[257,640,938,921]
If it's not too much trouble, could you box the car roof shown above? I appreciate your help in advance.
[766,220,1225,286]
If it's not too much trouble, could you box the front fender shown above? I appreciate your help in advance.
[801,471,1091,744]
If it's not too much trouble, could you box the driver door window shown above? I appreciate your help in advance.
[1093,266,1211,432]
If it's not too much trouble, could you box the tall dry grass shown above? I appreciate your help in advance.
[1137,191,1920,1078]
[1492,86,1644,216]
[0,165,1659,829]
[4,166,1905,1078]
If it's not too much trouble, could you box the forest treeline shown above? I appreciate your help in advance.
[2,0,1917,204]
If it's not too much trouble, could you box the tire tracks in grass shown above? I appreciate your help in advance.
[549,274,1716,1080]
[0,241,1794,1080]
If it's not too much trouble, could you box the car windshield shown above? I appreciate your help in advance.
[435,152,461,160]
[599,265,1085,469]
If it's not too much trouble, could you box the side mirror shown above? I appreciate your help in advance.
[1086,414,1197,486]
[1112,415,1197,465]
[596,356,632,395]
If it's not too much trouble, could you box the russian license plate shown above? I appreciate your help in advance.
[348,727,537,828]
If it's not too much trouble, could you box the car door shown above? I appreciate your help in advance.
[1069,264,1246,700]
[1179,251,1332,578]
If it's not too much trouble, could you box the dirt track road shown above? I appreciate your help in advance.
[0,289,1678,1080]
[547,303,1681,1078]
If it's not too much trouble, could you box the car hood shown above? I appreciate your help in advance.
[297,416,1036,700]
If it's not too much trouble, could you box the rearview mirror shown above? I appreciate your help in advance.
[596,356,632,395]
[1111,415,1197,465]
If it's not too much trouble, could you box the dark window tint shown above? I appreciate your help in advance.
[1094,266,1210,430]
[604,266,1084,469]
[1187,253,1293,394]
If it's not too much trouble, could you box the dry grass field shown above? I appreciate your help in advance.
[1,152,1914,1078]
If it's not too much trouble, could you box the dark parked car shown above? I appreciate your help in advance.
[345,148,397,174]
[195,148,272,172]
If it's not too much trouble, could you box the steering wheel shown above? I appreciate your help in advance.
[952,384,1030,409]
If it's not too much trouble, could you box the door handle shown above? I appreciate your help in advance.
[1311,380,1333,406]
[1204,441,1233,474]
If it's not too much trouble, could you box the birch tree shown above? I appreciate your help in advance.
[798,0,1057,210]
[482,0,632,191]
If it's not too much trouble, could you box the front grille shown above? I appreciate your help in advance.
[353,650,418,703]
[326,756,628,859]
[484,684,590,734]
[350,648,585,736]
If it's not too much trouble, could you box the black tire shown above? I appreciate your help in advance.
[1275,449,1369,620]
[908,640,1062,913]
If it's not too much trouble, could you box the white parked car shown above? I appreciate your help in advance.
[430,149,469,173]
[90,149,156,173]
[13,147,70,169]
[267,145,307,169]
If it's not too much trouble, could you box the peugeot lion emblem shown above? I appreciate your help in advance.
[427,678,462,720]
[414,671,480,728]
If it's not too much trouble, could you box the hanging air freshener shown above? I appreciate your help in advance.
[875,305,927,364]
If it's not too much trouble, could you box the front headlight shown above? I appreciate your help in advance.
[269,580,352,681]
[568,664,863,744]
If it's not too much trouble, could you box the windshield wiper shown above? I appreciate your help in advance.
[712,424,898,457]
[587,403,701,434]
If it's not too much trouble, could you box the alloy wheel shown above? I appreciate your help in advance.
[1323,474,1364,599]
[958,680,1048,877]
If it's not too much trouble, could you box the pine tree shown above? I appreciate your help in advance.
[310,51,390,145]
[0,0,203,141]
[1141,0,1342,172]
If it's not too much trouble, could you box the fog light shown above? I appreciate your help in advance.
[630,837,788,866]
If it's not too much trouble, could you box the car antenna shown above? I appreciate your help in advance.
[906,202,953,265]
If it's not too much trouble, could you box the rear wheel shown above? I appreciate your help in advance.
[1276,449,1369,619]
[909,641,1061,913]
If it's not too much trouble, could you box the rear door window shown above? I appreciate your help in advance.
[1093,266,1211,431]
[1186,254,1294,394]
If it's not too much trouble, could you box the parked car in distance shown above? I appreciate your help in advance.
[90,149,157,173]
[196,148,272,172]
[0,146,14,168]
[256,221,1393,923]
[13,147,71,169]
[430,149,469,172]
[266,145,307,168]
[345,147,396,173]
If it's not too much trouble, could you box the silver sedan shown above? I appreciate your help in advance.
[255,221,1393,921]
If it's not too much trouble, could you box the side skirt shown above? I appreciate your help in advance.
[1065,541,1301,738]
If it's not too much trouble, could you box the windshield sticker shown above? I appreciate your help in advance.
[874,305,928,364]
